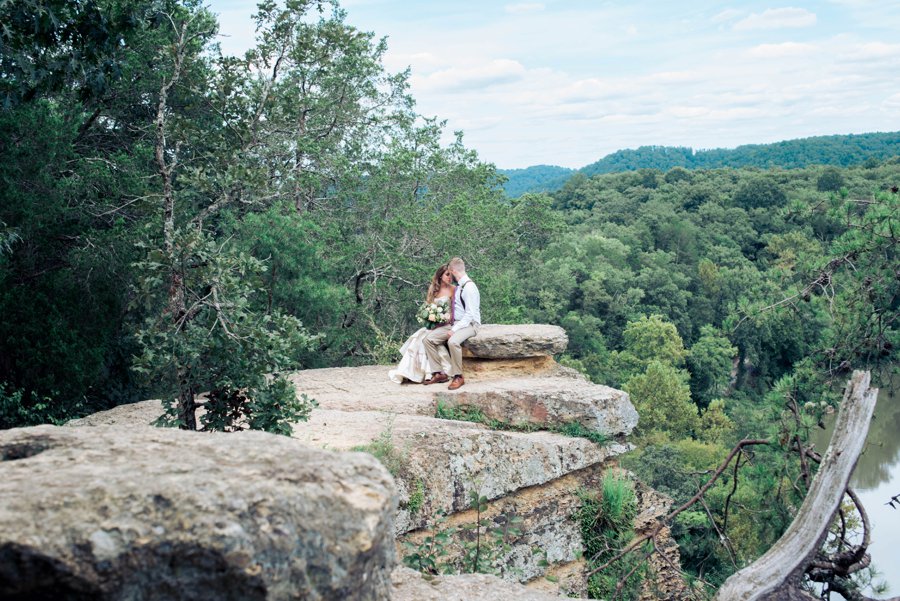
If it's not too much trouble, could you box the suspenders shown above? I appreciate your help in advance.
[458,280,470,310]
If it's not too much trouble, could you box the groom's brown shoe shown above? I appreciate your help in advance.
[448,375,465,390]
[425,372,449,385]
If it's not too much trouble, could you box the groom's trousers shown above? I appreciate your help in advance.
[424,324,479,377]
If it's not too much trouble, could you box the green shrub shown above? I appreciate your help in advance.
[351,423,406,478]
[578,471,646,599]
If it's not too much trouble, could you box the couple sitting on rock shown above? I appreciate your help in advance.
[388,257,481,390]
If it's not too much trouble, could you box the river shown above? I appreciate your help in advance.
[811,373,900,598]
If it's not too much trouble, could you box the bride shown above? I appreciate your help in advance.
[389,264,455,383]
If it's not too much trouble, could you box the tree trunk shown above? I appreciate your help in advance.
[714,370,879,600]
[154,15,195,430]
[177,368,197,431]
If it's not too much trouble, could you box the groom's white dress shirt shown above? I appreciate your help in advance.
[452,275,481,332]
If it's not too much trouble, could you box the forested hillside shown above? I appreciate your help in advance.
[541,162,899,593]
[1,0,898,598]
[497,164,574,197]
[502,132,900,197]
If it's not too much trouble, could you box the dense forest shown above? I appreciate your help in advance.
[497,164,574,197]
[1,0,898,598]
[501,131,900,197]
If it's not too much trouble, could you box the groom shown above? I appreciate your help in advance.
[423,257,481,390]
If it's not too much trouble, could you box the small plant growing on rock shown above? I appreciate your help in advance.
[401,489,525,577]
[557,421,609,445]
[460,490,494,573]
[435,400,485,423]
[578,471,646,600]
[401,512,455,576]
[458,489,524,576]
[405,479,426,515]
[350,420,407,478]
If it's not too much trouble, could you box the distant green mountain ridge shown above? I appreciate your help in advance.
[496,164,574,197]
[500,131,900,197]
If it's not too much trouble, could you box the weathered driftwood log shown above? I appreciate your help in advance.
[714,371,878,601]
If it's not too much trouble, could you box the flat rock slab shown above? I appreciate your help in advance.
[289,366,437,415]
[391,567,588,601]
[286,364,585,413]
[290,409,629,534]
[67,398,164,428]
[69,367,637,439]
[463,324,568,359]
[434,375,638,438]
[0,425,397,601]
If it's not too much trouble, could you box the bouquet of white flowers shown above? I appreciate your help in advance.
[416,300,451,330]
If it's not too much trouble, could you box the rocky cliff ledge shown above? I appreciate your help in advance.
[64,323,641,598]
[0,425,397,600]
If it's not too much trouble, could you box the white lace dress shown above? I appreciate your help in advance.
[388,297,452,383]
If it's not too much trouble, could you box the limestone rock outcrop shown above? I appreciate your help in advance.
[463,324,568,359]
[290,409,628,536]
[633,478,692,601]
[66,398,166,428]
[0,425,397,601]
[433,374,638,437]
[391,566,589,600]
[65,322,644,596]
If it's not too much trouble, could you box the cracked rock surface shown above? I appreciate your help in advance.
[0,425,397,601]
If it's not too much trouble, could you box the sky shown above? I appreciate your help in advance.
[206,0,900,169]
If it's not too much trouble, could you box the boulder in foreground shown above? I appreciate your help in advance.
[0,425,397,601]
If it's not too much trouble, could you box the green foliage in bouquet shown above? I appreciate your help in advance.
[416,300,451,330]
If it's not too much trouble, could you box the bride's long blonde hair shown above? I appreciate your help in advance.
[426,264,450,304]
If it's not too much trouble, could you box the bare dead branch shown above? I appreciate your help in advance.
[715,371,879,600]
[586,438,771,579]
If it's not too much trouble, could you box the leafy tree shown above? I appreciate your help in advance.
[132,229,318,432]
[733,178,787,210]
[697,399,736,445]
[0,0,168,421]
[687,326,737,408]
[129,0,324,432]
[664,166,693,184]
[624,360,698,440]
[816,166,845,192]
[615,314,687,377]
[0,0,157,107]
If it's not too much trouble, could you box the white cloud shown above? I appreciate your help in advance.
[882,93,900,109]
[747,42,817,58]
[666,105,712,119]
[647,70,706,84]
[504,3,544,14]
[839,41,900,61]
[711,9,744,24]
[203,0,900,169]
[453,116,504,132]
[413,59,527,92]
[733,8,817,30]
